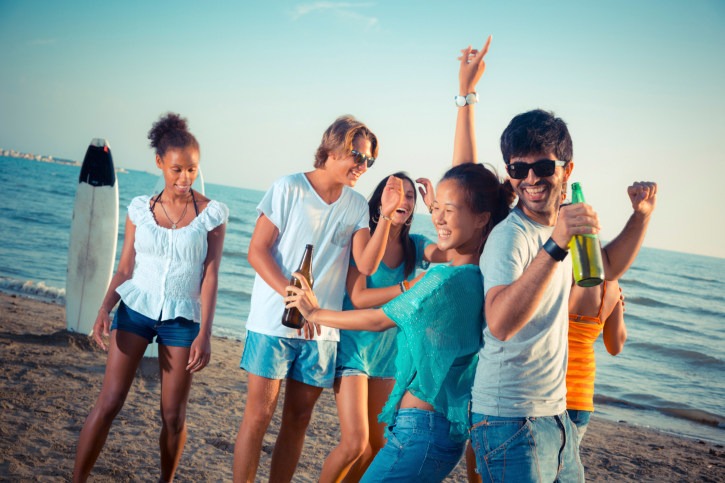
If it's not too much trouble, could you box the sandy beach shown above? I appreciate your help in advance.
[0,292,723,482]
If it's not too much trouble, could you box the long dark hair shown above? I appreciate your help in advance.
[440,164,515,255]
[368,172,418,279]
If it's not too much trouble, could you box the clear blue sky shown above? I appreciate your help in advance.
[1,0,724,258]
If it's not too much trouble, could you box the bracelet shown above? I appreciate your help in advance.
[98,307,111,313]
[403,280,410,291]
[381,213,393,221]
[399,281,406,293]
[542,237,568,262]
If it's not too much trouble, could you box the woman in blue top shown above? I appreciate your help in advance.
[287,159,514,482]
[320,172,450,482]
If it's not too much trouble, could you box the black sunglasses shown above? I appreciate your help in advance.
[351,150,376,168]
[505,159,566,179]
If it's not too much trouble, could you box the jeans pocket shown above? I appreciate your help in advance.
[385,423,413,450]
[474,420,536,483]
[418,439,465,482]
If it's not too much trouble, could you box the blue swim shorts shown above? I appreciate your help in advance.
[240,330,337,388]
[111,301,200,348]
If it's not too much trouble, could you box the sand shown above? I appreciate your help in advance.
[0,292,724,482]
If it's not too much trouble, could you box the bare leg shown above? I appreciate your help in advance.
[157,344,194,482]
[268,378,324,483]
[466,441,482,483]
[72,330,149,482]
[233,374,282,483]
[319,376,369,483]
[343,377,394,483]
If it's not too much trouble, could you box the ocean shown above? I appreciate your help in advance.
[1,155,724,444]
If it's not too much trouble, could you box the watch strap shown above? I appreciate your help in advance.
[543,237,568,262]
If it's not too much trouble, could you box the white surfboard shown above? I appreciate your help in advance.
[66,139,119,334]
[143,168,205,358]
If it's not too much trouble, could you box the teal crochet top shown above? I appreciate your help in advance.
[337,234,434,378]
[381,264,484,442]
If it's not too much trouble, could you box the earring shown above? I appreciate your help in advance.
[373,206,381,224]
[405,214,413,226]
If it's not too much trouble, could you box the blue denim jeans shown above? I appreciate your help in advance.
[361,408,466,482]
[566,409,591,447]
[470,411,584,483]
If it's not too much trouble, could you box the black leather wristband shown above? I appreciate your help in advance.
[543,237,568,262]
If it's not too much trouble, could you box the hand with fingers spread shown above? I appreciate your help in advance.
[627,181,658,217]
[415,178,435,211]
[92,308,112,351]
[550,203,601,250]
[457,35,492,94]
[380,175,404,218]
[186,334,211,374]
[284,272,322,325]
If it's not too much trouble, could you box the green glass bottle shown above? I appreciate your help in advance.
[569,183,604,287]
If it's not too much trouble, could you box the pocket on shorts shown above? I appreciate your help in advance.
[418,439,464,482]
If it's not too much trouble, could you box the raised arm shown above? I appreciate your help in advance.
[286,273,396,332]
[351,176,404,275]
[187,222,226,373]
[452,36,491,167]
[601,182,657,280]
[92,215,137,350]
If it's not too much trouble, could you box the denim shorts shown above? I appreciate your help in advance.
[360,408,466,483]
[335,366,395,380]
[567,409,592,447]
[470,411,584,483]
[111,301,199,348]
[240,330,337,388]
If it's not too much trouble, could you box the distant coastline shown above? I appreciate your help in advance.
[1,148,128,173]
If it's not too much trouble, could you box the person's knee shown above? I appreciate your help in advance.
[339,432,368,461]
[96,392,127,420]
[241,402,276,431]
[160,406,187,434]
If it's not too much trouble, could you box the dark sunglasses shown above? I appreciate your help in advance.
[351,150,376,168]
[505,159,566,179]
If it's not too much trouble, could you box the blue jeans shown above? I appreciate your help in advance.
[567,409,591,447]
[470,411,584,483]
[360,408,465,482]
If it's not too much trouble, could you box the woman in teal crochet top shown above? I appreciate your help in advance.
[285,159,515,481]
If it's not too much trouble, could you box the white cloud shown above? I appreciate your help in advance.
[291,2,378,30]
[27,39,58,46]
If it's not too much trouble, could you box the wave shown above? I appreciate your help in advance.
[228,214,256,224]
[226,225,255,237]
[593,395,725,429]
[626,315,705,338]
[223,250,248,260]
[0,276,66,302]
[628,341,725,370]
[217,288,252,301]
[628,266,724,285]
[627,296,724,320]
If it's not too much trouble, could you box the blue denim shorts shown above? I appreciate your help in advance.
[111,301,199,348]
[360,408,465,483]
[335,366,395,380]
[240,330,337,388]
[470,411,584,483]
[567,409,592,447]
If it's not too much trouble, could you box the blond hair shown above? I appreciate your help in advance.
[314,115,379,169]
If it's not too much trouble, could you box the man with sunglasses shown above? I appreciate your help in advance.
[462,109,657,482]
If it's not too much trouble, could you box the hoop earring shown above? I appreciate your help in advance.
[405,214,413,226]
[373,206,381,224]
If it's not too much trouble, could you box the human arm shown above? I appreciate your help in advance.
[602,281,627,355]
[351,176,404,275]
[485,203,601,341]
[452,36,491,167]
[186,222,226,373]
[247,214,289,297]
[601,182,657,280]
[92,216,137,350]
[345,264,405,309]
[285,273,396,332]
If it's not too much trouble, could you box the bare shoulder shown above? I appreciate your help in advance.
[193,189,211,211]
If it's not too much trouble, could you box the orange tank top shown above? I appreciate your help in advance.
[566,281,607,412]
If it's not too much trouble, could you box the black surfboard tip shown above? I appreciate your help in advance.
[79,138,116,187]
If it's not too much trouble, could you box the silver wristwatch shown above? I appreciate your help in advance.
[454,92,479,107]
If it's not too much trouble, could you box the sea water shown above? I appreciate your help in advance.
[1,156,723,443]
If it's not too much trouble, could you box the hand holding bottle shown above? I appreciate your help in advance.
[380,176,404,218]
[285,273,321,324]
[551,203,601,250]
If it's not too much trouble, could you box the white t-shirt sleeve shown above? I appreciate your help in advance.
[481,222,529,296]
[353,200,369,233]
[256,177,290,232]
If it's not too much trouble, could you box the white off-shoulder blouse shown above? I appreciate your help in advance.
[116,195,229,323]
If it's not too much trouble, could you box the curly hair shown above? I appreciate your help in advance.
[440,163,515,254]
[148,112,200,158]
[314,115,379,168]
[500,109,572,164]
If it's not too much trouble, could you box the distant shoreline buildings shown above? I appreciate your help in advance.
[1,148,128,173]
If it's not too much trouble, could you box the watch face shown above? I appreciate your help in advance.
[465,92,479,104]
[455,95,466,107]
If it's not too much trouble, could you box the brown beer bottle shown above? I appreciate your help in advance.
[281,244,315,329]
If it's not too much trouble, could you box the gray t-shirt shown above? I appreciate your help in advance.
[471,207,572,417]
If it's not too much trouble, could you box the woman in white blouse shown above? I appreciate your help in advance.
[72,113,228,483]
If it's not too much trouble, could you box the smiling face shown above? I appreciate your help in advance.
[389,179,416,226]
[431,179,488,254]
[508,152,573,224]
[327,136,371,188]
[156,147,200,196]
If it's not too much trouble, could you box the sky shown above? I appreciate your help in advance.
[1,0,724,258]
